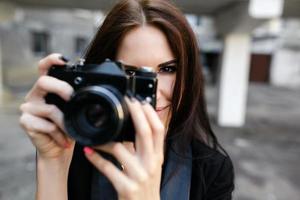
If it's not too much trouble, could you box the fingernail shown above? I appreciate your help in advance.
[83,147,94,155]
[136,95,147,104]
[59,55,70,63]
[130,97,137,102]
[126,91,136,102]
[136,95,143,101]
[126,91,134,99]
[64,142,71,149]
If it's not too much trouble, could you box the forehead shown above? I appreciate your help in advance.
[116,25,175,68]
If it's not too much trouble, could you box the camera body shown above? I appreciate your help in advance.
[45,59,157,146]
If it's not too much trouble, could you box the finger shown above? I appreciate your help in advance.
[38,53,68,76]
[20,102,65,132]
[84,147,137,195]
[122,142,136,154]
[20,102,66,132]
[25,75,73,102]
[141,103,165,155]
[94,143,148,182]
[124,96,153,157]
[19,113,69,148]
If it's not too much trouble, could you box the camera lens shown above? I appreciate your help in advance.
[85,104,108,128]
[64,85,129,146]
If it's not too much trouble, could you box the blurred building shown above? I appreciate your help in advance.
[0,7,101,90]
[187,16,300,88]
[2,6,300,91]
[0,0,299,128]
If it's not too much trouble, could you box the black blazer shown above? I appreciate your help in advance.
[190,140,234,200]
[68,140,234,200]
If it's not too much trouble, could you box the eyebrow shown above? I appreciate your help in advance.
[120,59,178,69]
[158,59,178,68]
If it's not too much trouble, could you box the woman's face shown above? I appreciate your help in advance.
[116,25,176,128]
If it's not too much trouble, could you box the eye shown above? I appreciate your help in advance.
[158,65,177,74]
[125,69,136,76]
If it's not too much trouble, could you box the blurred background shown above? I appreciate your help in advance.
[0,0,299,199]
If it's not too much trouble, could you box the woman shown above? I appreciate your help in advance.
[19,0,234,199]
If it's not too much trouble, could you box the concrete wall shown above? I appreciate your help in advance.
[270,19,300,88]
[271,49,300,88]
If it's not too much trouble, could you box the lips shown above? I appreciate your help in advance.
[155,105,170,112]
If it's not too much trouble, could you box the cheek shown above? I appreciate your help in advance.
[157,107,171,127]
[158,75,176,101]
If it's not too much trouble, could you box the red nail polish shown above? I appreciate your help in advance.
[64,142,71,149]
[83,147,94,155]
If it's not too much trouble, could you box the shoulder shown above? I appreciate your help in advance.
[190,139,235,200]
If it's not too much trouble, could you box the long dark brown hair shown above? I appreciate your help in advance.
[84,0,222,154]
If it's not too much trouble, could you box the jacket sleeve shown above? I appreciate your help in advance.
[204,156,235,200]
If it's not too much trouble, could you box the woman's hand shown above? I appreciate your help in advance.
[19,54,76,200]
[84,97,165,200]
[19,53,75,163]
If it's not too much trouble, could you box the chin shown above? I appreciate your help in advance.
[156,109,169,126]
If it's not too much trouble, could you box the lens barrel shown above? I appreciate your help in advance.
[64,85,128,146]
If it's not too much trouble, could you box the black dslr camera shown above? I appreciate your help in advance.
[45,59,157,146]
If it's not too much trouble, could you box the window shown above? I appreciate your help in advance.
[196,17,202,26]
[31,31,49,56]
[75,37,88,55]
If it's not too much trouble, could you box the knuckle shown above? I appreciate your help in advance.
[147,162,159,177]
[138,172,149,184]
[46,105,57,115]
[27,131,37,138]
[99,161,111,173]
[124,183,139,196]
[57,81,73,99]
[111,143,123,154]
[19,114,27,128]
[48,124,58,134]
[37,76,48,88]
